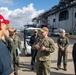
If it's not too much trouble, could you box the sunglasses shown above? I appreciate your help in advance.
[34,32,37,33]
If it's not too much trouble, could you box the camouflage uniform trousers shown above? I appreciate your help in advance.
[12,56,19,75]
[12,63,18,75]
[14,56,19,74]
[16,56,19,67]
[57,50,68,69]
[36,60,51,75]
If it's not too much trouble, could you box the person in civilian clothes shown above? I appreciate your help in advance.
[0,14,14,75]
[30,29,40,70]
[72,43,76,75]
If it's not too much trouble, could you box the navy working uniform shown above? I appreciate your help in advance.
[35,37,55,75]
[57,36,69,70]
[13,35,21,73]
[0,39,13,75]
[34,27,55,75]
[9,27,21,75]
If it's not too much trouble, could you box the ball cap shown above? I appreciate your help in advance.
[9,27,16,32]
[0,14,10,25]
[60,29,65,33]
[41,27,49,32]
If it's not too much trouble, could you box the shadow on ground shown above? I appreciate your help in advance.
[19,62,74,75]
[19,62,34,72]
[51,59,73,63]
[51,72,74,75]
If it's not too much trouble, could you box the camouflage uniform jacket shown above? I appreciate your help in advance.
[8,37,17,63]
[14,35,21,51]
[36,37,55,61]
[57,36,69,50]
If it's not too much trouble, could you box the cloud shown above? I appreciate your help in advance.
[0,3,44,29]
[0,0,13,5]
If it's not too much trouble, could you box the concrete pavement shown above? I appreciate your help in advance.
[18,37,75,75]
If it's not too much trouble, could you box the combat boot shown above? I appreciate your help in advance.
[14,72,18,75]
[64,66,67,71]
[57,66,61,70]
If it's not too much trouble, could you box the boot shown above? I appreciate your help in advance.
[14,72,18,75]
[64,66,67,71]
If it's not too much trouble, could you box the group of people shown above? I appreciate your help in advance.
[0,14,21,75]
[0,14,76,75]
[30,27,76,75]
[30,27,55,75]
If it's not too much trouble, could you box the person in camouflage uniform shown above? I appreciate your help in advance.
[34,27,55,75]
[57,29,69,71]
[12,29,21,69]
[30,29,40,70]
[9,27,21,75]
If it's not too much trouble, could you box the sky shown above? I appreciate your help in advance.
[0,0,59,29]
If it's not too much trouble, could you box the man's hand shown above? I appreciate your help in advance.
[40,45,46,51]
[10,72,14,75]
[35,43,40,49]
[61,47,64,51]
[4,30,9,37]
[59,46,64,51]
[19,50,22,55]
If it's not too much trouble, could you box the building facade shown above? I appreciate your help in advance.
[32,0,76,33]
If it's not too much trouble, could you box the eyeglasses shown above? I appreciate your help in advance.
[34,32,37,33]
